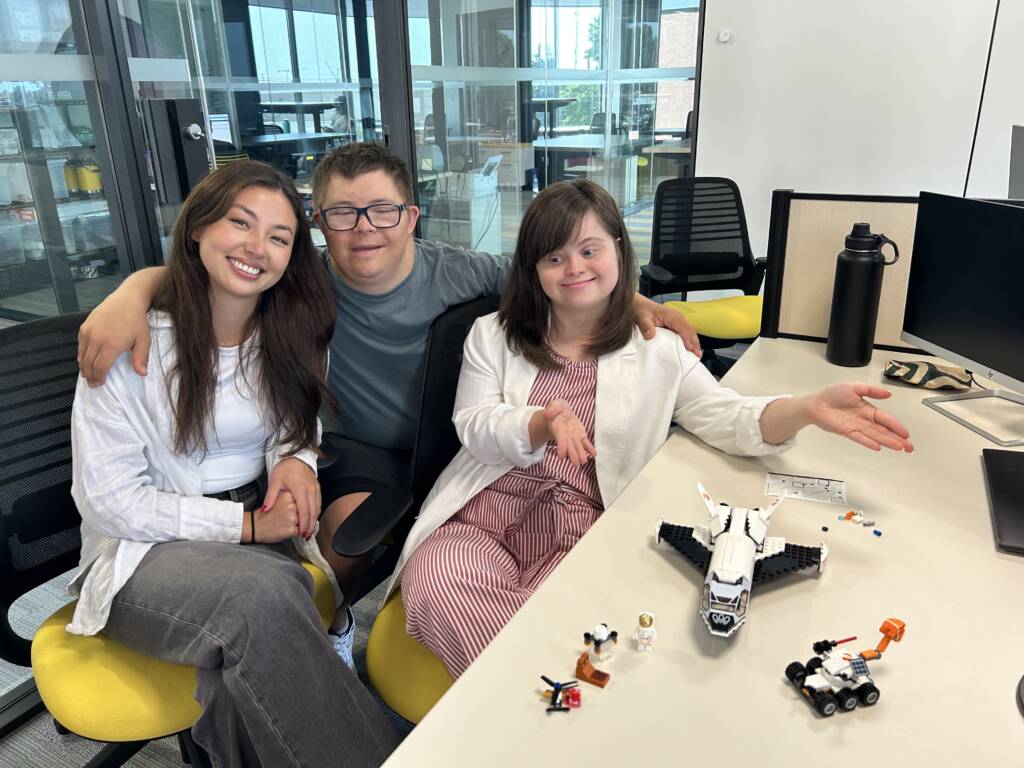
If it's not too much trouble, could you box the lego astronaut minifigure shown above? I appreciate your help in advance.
[633,611,657,651]
[583,623,618,662]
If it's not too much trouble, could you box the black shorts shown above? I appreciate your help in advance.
[318,433,412,512]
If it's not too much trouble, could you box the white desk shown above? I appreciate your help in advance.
[382,338,1024,766]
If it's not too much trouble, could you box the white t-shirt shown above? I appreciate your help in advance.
[198,346,271,493]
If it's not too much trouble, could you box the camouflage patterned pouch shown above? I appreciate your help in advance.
[883,359,971,391]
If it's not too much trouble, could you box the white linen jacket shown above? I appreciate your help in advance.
[384,313,794,600]
[67,311,339,636]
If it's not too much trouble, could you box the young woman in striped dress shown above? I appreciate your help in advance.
[396,179,913,678]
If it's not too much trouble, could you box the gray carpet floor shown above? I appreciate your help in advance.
[0,581,411,768]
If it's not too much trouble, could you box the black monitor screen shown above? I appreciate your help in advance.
[902,192,1024,392]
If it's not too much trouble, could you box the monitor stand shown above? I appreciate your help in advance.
[924,389,1024,447]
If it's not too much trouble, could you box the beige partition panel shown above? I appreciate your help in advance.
[778,199,918,348]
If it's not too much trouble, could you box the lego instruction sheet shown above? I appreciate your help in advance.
[765,472,847,505]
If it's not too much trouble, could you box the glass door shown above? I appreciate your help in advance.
[0,0,132,324]
[117,0,384,257]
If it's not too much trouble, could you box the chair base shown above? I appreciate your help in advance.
[81,740,147,768]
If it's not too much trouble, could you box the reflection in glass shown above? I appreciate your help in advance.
[408,0,699,266]
[117,0,383,255]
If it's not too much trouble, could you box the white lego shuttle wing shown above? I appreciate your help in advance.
[696,482,731,535]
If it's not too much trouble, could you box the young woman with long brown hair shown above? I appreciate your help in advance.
[394,179,914,679]
[68,161,397,766]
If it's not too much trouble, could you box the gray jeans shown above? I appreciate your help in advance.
[102,540,398,768]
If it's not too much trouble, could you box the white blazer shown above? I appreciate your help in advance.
[68,311,338,636]
[384,313,793,599]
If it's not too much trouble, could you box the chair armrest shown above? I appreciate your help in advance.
[317,437,338,472]
[748,257,768,295]
[640,263,675,283]
[332,486,414,558]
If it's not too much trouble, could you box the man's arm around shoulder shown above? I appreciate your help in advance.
[78,266,165,386]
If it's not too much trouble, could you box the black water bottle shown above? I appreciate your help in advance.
[825,223,900,367]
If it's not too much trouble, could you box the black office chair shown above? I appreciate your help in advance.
[589,112,618,135]
[639,177,767,376]
[331,294,500,724]
[0,312,212,767]
[332,294,501,595]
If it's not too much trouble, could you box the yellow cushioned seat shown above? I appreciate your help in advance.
[665,295,763,340]
[31,561,335,742]
[366,590,452,724]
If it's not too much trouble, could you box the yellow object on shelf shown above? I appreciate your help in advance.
[63,161,80,193]
[76,163,103,194]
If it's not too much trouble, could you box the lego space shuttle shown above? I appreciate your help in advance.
[657,483,828,638]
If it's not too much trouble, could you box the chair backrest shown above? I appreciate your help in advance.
[356,295,501,596]
[0,312,87,666]
[408,294,501,510]
[650,177,757,294]
[589,112,617,134]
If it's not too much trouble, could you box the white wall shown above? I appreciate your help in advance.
[966,0,1024,197]
[695,0,997,260]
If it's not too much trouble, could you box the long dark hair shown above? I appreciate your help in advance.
[499,179,637,370]
[154,160,336,456]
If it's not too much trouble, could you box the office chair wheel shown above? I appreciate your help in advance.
[53,718,69,735]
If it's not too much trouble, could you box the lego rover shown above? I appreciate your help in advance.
[785,618,906,716]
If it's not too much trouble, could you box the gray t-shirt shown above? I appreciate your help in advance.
[325,239,510,449]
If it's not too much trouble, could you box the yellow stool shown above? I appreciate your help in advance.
[366,590,453,724]
[665,295,763,341]
[31,562,335,743]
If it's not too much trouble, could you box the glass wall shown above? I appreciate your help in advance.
[0,0,129,324]
[117,0,383,254]
[408,0,698,262]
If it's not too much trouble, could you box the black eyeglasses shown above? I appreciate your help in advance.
[318,203,407,232]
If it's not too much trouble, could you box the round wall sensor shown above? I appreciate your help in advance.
[717,30,734,44]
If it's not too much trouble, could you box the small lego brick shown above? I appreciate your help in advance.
[821,526,829,532]
[563,687,582,707]
[844,511,857,520]
[576,652,610,688]
[862,520,875,527]
[872,529,882,537]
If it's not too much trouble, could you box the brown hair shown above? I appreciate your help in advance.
[154,160,336,456]
[312,141,415,208]
[498,179,637,370]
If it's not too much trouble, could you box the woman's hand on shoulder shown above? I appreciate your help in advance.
[805,383,914,452]
[262,457,321,540]
[543,398,597,466]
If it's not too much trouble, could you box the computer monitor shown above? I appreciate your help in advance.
[901,191,1024,446]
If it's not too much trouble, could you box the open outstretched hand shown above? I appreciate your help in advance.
[543,398,597,466]
[806,383,914,453]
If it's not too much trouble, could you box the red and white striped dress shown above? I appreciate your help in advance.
[401,355,603,678]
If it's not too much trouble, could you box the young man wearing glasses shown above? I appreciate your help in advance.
[77,142,699,665]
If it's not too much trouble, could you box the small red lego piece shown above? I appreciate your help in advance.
[563,687,581,707]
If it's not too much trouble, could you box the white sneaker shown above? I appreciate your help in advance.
[328,607,356,669]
